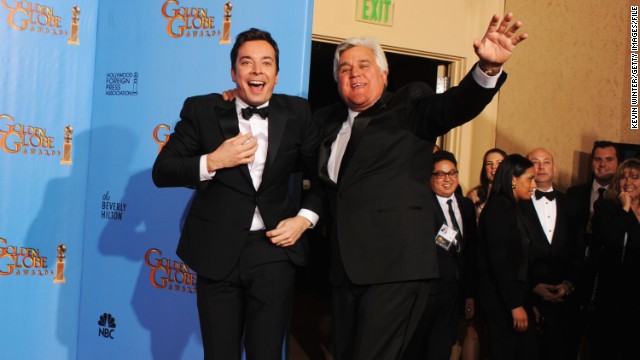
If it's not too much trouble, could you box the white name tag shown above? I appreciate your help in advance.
[435,224,458,250]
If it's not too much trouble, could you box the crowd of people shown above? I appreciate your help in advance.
[152,10,639,360]
[450,142,639,360]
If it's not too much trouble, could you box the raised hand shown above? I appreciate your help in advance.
[474,13,528,74]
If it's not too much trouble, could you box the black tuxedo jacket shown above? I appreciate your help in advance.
[152,93,323,280]
[314,67,506,285]
[432,194,478,298]
[566,183,591,229]
[518,191,582,303]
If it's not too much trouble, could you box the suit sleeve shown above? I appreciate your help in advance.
[592,199,636,259]
[411,63,507,141]
[152,96,209,189]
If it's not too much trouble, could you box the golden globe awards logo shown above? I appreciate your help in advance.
[161,0,232,39]
[144,248,196,294]
[1,0,70,38]
[0,114,62,158]
[0,237,53,277]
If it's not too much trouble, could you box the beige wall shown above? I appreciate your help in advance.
[312,1,638,192]
[499,0,636,191]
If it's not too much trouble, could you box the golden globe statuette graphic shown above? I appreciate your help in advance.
[219,2,233,44]
[53,244,67,284]
[60,125,73,165]
[68,5,80,46]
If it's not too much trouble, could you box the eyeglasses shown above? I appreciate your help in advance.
[432,170,458,179]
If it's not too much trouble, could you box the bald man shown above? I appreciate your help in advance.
[517,148,582,360]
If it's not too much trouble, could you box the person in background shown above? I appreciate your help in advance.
[590,158,640,360]
[520,148,581,360]
[404,150,478,359]
[467,148,508,222]
[476,154,538,360]
[565,141,620,358]
[461,147,507,360]
[152,28,323,360]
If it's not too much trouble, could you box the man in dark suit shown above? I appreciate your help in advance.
[404,150,478,360]
[313,13,527,359]
[565,141,620,358]
[152,28,323,360]
[520,148,582,360]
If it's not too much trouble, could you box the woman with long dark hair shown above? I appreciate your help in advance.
[467,148,508,221]
[476,154,538,360]
[461,148,507,360]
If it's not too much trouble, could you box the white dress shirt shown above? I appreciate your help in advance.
[532,187,557,243]
[198,98,318,230]
[327,109,359,182]
[436,194,464,239]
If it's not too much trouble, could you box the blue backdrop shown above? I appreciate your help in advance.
[0,1,314,359]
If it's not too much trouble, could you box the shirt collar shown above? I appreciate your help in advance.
[436,194,456,206]
[591,179,609,193]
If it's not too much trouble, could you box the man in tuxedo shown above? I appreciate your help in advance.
[313,13,527,359]
[520,148,582,360]
[567,141,621,237]
[565,141,620,358]
[404,150,478,359]
[152,28,323,360]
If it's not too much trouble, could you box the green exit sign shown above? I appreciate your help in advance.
[356,0,394,26]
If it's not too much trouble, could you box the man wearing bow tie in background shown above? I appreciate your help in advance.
[153,28,323,359]
[518,148,582,360]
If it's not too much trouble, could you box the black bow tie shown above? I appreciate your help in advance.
[241,106,269,120]
[535,190,556,201]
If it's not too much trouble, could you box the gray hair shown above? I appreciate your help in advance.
[333,37,389,82]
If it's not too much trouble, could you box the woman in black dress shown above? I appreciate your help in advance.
[476,154,538,360]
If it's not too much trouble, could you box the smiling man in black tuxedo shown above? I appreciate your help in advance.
[519,147,581,360]
[153,28,323,360]
[313,13,528,360]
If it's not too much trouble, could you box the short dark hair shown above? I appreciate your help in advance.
[230,28,280,72]
[489,154,534,203]
[432,150,458,169]
[591,141,621,162]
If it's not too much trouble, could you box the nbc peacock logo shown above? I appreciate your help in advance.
[97,313,117,339]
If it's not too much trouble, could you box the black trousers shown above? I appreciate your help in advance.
[196,231,294,360]
[331,271,430,360]
[402,283,460,360]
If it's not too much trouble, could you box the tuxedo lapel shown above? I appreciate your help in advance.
[337,97,389,190]
[318,107,348,187]
[263,97,286,180]
[215,101,253,186]
[550,196,567,248]
[433,197,447,235]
